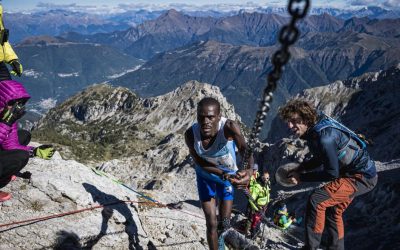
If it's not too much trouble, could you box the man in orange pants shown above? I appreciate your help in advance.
[279,99,377,250]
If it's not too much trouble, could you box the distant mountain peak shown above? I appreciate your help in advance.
[161,8,184,19]
[165,8,179,15]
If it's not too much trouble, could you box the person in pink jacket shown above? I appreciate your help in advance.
[0,80,54,202]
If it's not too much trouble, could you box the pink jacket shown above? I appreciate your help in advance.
[0,80,32,151]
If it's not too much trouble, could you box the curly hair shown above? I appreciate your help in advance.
[278,99,318,127]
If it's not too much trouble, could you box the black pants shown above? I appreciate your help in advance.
[0,62,12,81]
[0,130,31,187]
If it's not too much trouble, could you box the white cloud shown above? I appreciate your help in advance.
[37,3,81,9]
[349,0,376,5]
[13,1,398,14]
[35,2,124,14]
[348,0,400,8]
[382,0,400,8]
[33,2,287,14]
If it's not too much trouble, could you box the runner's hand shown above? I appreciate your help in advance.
[229,169,251,188]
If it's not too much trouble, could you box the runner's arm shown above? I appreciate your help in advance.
[224,119,254,168]
[224,120,253,186]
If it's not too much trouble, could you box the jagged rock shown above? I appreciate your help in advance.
[36,80,240,159]
[0,152,207,249]
[0,153,147,249]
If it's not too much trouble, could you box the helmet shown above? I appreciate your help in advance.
[277,203,287,214]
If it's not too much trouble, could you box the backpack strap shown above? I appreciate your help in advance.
[313,114,367,150]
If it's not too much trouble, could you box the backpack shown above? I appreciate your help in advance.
[313,114,367,166]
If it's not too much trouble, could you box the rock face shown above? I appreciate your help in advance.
[2,139,396,249]
[0,152,207,249]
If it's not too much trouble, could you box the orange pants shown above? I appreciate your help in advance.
[305,174,377,250]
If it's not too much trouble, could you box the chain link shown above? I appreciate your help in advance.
[289,0,310,19]
[241,0,310,170]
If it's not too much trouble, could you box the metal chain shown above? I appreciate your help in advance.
[241,0,310,170]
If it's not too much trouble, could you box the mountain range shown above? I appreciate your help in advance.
[63,10,400,60]
[4,10,133,43]
[13,9,399,133]
[110,30,400,132]
[5,5,399,43]
[14,36,142,109]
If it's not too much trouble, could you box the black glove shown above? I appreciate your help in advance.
[0,103,26,126]
[9,60,23,77]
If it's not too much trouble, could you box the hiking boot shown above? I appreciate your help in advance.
[0,175,17,185]
[0,191,11,202]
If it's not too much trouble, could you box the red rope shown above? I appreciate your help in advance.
[0,200,203,229]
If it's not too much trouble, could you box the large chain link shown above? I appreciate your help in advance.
[241,0,310,170]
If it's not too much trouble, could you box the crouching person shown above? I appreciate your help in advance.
[0,80,55,202]
[247,164,271,237]
[273,203,302,230]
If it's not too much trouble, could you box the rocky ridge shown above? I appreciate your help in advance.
[34,81,241,190]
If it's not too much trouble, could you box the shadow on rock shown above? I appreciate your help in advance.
[53,230,82,250]
[182,199,201,208]
[82,182,143,250]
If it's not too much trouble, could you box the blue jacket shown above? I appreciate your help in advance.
[299,114,377,182]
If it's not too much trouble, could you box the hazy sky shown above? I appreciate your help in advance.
[2,0,398,12]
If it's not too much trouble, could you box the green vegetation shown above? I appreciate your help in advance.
[32,121,162,163]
